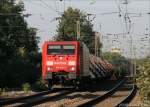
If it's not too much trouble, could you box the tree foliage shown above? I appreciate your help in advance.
[55,7,102,55]
[102,52,130,78]
[0,0,39,87]
[136,58,150,105]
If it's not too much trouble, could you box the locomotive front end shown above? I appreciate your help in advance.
[42,41,79,88]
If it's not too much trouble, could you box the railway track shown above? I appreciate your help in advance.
[94,84,136,107]
[76,78,126,107]
[0,87,74,107]
[34,79,126,107]
[1,79,136,107]
[76,79,137,107]
[115,84,137,107]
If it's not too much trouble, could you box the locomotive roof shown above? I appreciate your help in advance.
[44,41,80,44]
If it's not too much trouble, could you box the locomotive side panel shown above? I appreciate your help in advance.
[42,42,51,80]
[80,43,90,77]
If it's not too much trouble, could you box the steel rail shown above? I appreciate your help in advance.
[77,78,126,107]
[16,89,75,107]
[0,88,72,106]
[115,84,137,107]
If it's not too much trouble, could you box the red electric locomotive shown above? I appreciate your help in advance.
[42,41,114,89]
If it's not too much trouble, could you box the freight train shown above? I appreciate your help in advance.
[42,41,114,89]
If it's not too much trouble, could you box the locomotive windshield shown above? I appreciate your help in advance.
[47,45,75,55]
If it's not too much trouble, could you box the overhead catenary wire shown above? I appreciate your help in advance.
[148,0,150,56]
[63,0,66,12]
[2,0,147,57]
[0,26,27,28]
[39,0,62,14]
[115,0,123,17]
[54,1,59,13]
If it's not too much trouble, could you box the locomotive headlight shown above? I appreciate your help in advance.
[47,67,53,71]
[68,61,76,65]
[46,61,53,66]
[70,67,75,71]
[47,67,50,71]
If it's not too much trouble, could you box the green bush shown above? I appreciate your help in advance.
[0,88,2,95]
[0,55,39,88]
[0,88,7,96]
[102,52,130,78]
[33,77,47,91]
[22,83,31,93]
[136,59,150,105]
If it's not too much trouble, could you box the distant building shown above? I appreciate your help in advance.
[111,48,121,53]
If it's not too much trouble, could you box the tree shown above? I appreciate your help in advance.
[0,0,39,87]
[55,7,102,55]
[0,0,38,59]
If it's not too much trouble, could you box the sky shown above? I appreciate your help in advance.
[22,0,150,58]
